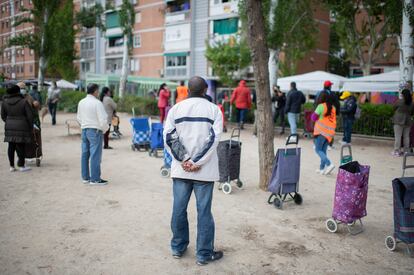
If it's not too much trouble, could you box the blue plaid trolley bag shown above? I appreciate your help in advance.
[130,117,151,151]
[267,134,303,209]
[385,153,414,256]
[160,149,172,178]
[149,122,164,157]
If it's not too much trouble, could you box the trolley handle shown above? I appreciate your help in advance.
[285,134,299,147]
[229,127,241,146]
[340,144,353,158]
[402,152,414,177]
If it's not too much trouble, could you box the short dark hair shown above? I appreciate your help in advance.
[87,83,99,94]
[188,76,208,95]
[290,82,296,89]
[7,85,20,95]
[180,80,185,86]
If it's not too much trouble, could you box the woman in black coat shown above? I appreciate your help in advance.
[1,85,34,172]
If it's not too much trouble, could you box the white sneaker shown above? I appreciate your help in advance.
[10,167,16,172]
[328,146,333,151]
[323,164,335,175]
[315,168,323,174]
[19,167,31,172]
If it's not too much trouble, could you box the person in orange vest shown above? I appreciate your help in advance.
[175,81,189,103]
[311,92,337,175]
[230,80,252,129]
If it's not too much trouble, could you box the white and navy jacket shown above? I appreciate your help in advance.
[163,95,223,182]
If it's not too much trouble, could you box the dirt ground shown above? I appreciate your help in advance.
[0,112,413,275]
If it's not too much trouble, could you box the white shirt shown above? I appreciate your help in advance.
[163,97,223,182]
[77,94,108,131]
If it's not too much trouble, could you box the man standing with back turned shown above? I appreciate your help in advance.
[77,83,109,185]
[164,76,223,266]
[285,81,306,134]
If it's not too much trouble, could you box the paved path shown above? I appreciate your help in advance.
[0,112,413,274]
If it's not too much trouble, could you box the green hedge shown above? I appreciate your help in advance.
[115,95,158,116]
[0,87,6,100]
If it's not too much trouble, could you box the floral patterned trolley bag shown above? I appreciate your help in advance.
[326,161,370,235]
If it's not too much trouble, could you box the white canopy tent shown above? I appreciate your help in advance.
[341,71,400,92]
[45,79,78,89]
[276,71,347,94]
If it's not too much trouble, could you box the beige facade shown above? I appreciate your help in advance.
[0,0,37,80]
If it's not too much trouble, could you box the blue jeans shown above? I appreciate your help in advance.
[81,128,103,182]
[342,117,354,143]
[171,179,215,262]
[237,108,248,124]
[287,112,299,134]
[314,135,331,170]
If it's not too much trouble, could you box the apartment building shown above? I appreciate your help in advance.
[0,0,37,80]
[75,0,165,82]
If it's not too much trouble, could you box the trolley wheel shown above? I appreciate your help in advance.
[236,180,243,189]
[131,145,136,151]
[326,218,338,233]
[293,193,303,205]
[148,150,152,157]
[36,159,41,167]
[385,236,397,251]
[273,197,283,209]
[160,167,170,178]
[222,183,232,195]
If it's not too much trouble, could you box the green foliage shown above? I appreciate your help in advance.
[239,0,318,76]
[322,0,410,73]
[9,0,76,80]
[119,0,135,37]
[47,1,78,81]
[115,96,158,115]
[76,4,106,30]
[328,28,351,77]
[360,103,394,117]
[205,37,251,87]
[56,91,87,113]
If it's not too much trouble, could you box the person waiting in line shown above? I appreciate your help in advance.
[392,89,414,157]
[285,82,306,135]
[47,81,61,125]
[77,84,109,185]
[311,92,337,175]
[339,91,357,145]
[230,80,252,129]
[100,87,117,150]
[175,81,189,103]
[1,85,34,172]
[158,83,170,123]
[272,85,286,135]
[164,76,223,266]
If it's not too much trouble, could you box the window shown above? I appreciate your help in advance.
[81,62,90,73]
[166,55,187,67]
[135,12,141,23]
[133,34,141,48]
[130,59,140,72]
[29,65,33,72]
[108,36,124,47]
[106,59,122,73]
[213,18,239,35]
[21,65,24,73]
[81,38,95,50]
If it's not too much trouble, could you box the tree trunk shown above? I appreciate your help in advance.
[246,0,275,191]
[38,8,48,90]
[399,0,414,91]
[118,34,129,98]
[361,63,371,76]
[9,0,16,79]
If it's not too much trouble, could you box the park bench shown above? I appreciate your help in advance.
[65,119,81,136]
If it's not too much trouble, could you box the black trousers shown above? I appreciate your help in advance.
[8,142,25,167]
[274,108,285,130]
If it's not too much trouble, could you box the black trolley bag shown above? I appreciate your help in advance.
[385,153,414,255]
[25,128,42,167]
[217,128,243,195]
[267,134,303,209]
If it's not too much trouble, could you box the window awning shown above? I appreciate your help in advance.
[105,27,123,38]
[106,11,120,29]
[213,18,239,35]
[164,52,189,57]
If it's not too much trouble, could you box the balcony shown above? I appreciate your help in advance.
[164,66,188,78]
[106,45,123,55]
[80,50,95,59]
[165,10,191,25]
[210,1,239,17]
[209,34,239,47]
[80,27,96,37]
